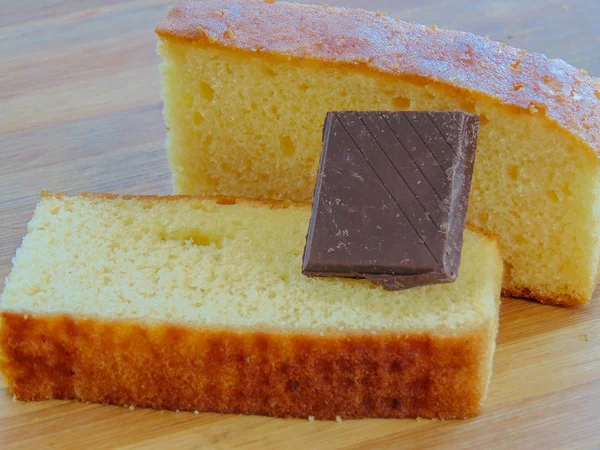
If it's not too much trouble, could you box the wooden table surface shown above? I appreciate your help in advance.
[1,0,599,448]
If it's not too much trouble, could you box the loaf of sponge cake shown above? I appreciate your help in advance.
[156,0,600,306]
[0,192,502,419]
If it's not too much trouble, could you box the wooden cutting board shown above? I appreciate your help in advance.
[1,1,599,448]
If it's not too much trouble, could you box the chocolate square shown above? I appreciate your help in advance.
[302,111,479,290]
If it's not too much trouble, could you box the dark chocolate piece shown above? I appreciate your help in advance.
[302,111,479,290]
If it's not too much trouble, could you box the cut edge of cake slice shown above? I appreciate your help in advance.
[0,192,502,419]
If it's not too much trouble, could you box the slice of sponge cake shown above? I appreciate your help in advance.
[156,0,600,306]
[0,192,502,419]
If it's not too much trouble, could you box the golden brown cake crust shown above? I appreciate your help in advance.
[155,0,600,157]
[0,311,493,419]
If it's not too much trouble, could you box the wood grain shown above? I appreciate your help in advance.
[1,0,599,448]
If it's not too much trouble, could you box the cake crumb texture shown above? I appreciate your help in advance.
[1,193,501,334]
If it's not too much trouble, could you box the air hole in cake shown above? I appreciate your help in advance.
[299,83,310,92]
[550,235,563,247]
[280,135,295,157]
[507,165,519,181]
[509,209,521,220]
[221,161,232,173]
[514,234,527,245]
[199,82,215,101]
[392,96,411,110]
[264,67,277,77]
[562,185,573,197]
[547,190,560,203]
[216,197,237,205]
[477,213,489,226]
[159,228,224,247]
[192,111,204,125]
[479,114,490,126]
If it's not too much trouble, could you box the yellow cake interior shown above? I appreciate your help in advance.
[0,194,501,335]
[158,39,600,305]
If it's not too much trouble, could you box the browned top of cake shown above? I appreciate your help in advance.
[156,0,600,157]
